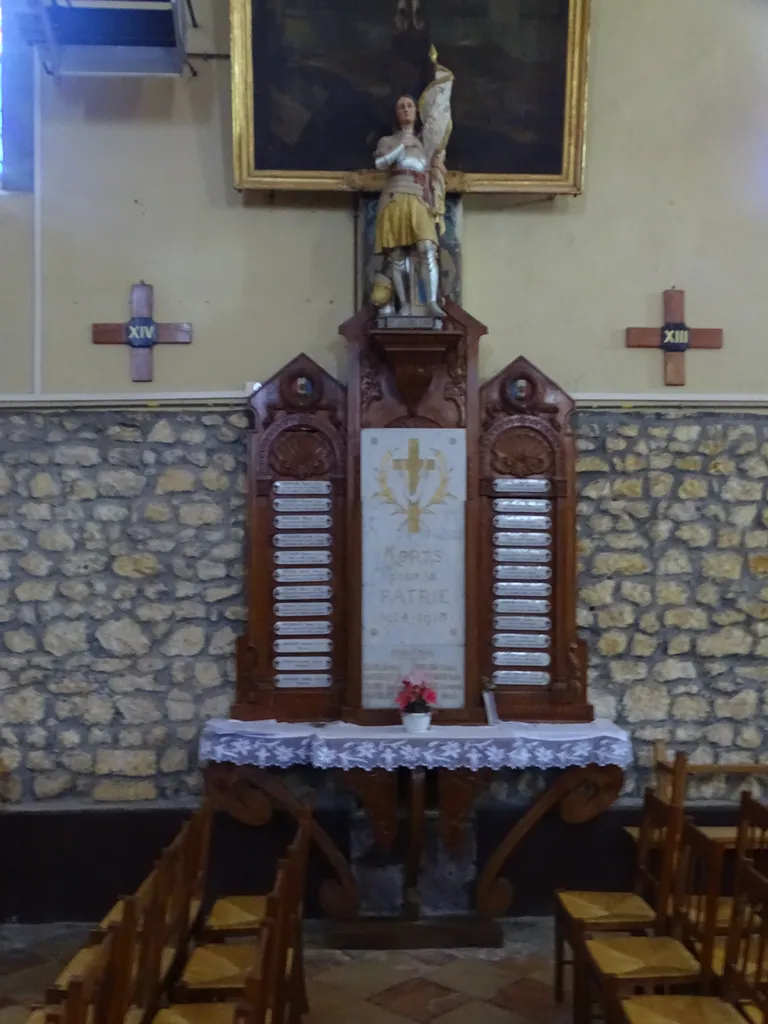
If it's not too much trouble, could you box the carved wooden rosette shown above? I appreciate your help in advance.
[478,357,593,723]
[231,354,347,721]
[339,301,488,724]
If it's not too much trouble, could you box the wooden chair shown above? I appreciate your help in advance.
[26,924,128,1024]
[91,802,212,944]
[200,804,311,943]
[154,874,288,1024]
[173,812,309,1019]
[554,785,685,1003]
[577,820,725,1024]
[616,853,768,1024]
[704,792,768,979]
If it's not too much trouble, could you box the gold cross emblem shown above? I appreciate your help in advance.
[393,439,435,496]
[375,438,451,534]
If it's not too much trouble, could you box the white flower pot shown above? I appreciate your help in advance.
[402,712,432,734]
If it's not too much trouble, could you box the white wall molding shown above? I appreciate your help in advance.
[1,390,768,412]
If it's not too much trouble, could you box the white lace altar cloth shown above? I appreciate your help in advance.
[199,719,632,772]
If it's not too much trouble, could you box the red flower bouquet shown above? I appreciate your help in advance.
[395,673,437,714]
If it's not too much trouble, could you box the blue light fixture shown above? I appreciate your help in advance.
[17,0,187,77]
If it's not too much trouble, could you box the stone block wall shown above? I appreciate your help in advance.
[0,410,247,803]
[0,406,767,805]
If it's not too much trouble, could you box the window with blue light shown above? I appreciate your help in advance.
[0,3,5,183]
[0,1,34,193]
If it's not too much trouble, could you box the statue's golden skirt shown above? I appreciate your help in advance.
[375,193,437,253]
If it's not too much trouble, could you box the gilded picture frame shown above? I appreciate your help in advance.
[230,0,590,195]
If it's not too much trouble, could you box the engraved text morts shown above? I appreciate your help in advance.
[361,429,466,709]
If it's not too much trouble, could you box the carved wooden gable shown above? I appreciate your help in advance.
[478,357,591,722]
[233,354,347,722]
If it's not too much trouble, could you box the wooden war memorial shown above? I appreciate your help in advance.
[231,301,593,727]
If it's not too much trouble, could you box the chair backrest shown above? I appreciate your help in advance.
[721,854,768,1016]
[191,799,214,906]
[736,791,768,875]
[633,788,684,930]
[651,743,689,806]
[54,926,121,1024]
[669,819,725,992]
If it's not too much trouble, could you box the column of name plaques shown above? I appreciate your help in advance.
[491,477,553,688]
[271,480,334,688]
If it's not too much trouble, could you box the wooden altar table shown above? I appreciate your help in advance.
[201,718,632,947]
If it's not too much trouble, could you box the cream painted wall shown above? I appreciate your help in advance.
[3,0,768,397]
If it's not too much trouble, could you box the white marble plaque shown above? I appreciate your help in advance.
[274,550,332,565]
[362,644,464,710]
[275,620,333,636]
[273,533,331,548]
[493,515,552,530]
[493,670,550,686]
[493,532,551,547]
[493,651,551,666]
[493,598,550,613]
[493,582,552,597]
[274,568,332,583]
[493,478,551,495]
[273,498,332,512]
[493,499,552,513]
[273,585,332,601]
[274,602,332,617]
[274,514,332,530]
[274,480,331,494]
[273,656,332,671]
[494,548,551,563]
[275,674,333,688]
[494,565,552,580]
[494,615,552,631]
[361,428,466,709]
[493,633,549,648]
[274,638,332,654]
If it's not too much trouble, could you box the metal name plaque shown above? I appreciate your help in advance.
[273,656,332,671]
[493,582,552,597]
[273,533,332,548]
[493,478,551,495]
[275,620,333,636]
[274,638,333,654]
[494,615,552,631]
[493,532,551,548]
[493,633,549,649]
[493,650,551,667]
[493,670,550,686]
[274,585,332,601]
[493,499,552,513]
[274,567,332,583]
[493,515,552,530]
[274,514,332,531]
[274,602,333,617]
[274,480,332,495]
[494,565,552,581]
[494,548,552,564]
[273,498,332,513]
[493,598,551,614]
[274,550,332,565]
[275,673,333,688]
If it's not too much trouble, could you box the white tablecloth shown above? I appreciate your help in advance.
[199,718,633,772]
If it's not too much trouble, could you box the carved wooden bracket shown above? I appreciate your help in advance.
[369,330,461,415]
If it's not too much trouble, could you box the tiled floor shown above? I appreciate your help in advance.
[0,918,566,1024]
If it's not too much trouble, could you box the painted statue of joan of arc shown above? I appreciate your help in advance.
[372,47,453,318]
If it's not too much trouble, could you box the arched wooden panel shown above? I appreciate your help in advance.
[478,358,593,723]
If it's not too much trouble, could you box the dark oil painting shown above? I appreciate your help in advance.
[249,0,573,177]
